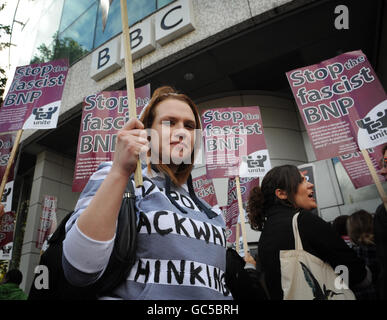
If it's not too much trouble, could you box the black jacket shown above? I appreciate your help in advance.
[374,203,387,299]
[258,204,367,300]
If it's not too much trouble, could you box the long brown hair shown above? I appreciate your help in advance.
[247,165,303,231]
[347,210,374,246]
[139,86,201,186]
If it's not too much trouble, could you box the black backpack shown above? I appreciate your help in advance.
[28,179,137,300]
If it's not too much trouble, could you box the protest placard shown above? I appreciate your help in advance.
[0,133,17,213]
[286,50,387,160]
[36,196,57,249]
[339,145,385,189]
[0,133,16,183]
[201,106,271,178]
[192,174,217,207]
[0,211,15,260]
[72,84,150,192]
[0,59,69,132]
[224,177,259,246]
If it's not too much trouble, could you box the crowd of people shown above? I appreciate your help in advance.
[0,86,386,300]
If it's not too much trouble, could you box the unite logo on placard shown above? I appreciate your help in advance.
[245,154,267,169]
[32,106,58,121]
[238,149,271,178]
[23,101,61,130]
[357,99,387,149]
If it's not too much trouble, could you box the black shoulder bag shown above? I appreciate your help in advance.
[28,178,138,300]
[95,178,138,296]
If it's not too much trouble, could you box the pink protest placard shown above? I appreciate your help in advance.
[192,174,217,207]
[286,50,387,160]
[36,195,57,249]
[0,59,69,132]
[224,177,259,244]
[72,84,150,192]
[0,211,15,260]
[0,132,16,183]
[339,145,385,189]
[201,106,271,179]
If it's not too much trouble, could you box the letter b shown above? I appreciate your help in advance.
[303,107,321,124]
[130,28,143,50]
[98,48,110,69]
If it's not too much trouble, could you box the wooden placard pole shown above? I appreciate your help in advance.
[235,222,240,254]
[0,130,23,216]
[120,0,143,187]
[361,149,387,211]
[235,176,249,254]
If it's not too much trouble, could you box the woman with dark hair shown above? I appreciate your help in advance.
[62,86,232,300]
[347,210,380,299]
[247,165,370,300]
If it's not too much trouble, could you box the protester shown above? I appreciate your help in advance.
[375,144,387,299]
[347,210,380,299]
[0,269,28,300]
[62,86,232,300]
[247,165,371,300]
[332,215,354,248]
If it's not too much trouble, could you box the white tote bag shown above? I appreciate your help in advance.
[280,213,356,300]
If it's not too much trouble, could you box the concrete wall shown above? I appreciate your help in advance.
[19,150,80,292]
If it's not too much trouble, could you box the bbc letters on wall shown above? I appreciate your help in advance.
[90,0,195,81]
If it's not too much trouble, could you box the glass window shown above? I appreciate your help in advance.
[93,0,156,49]
[59,0,97,32]
[30,0,64,61]
[157,0,175,9]
[58,3,98,59]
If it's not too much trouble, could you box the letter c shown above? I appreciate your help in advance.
[161,5,183,30]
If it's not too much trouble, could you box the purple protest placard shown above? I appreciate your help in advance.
[192,174,217,207]
[0,132,16,183]
[0,59,69,132]
[286,50,387,160]
[201,106,271,178]
[224,177,259,245]
[72,84,150,192]
[0,211,15,260]
[339,145,385,189]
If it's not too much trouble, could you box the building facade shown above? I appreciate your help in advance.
[3,0,387,292]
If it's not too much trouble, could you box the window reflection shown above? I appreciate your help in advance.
[157,0,175,9]
[29,0,177,65]
[31,0,64,61]
[94,0,156,49]
[59,3,98,52]
[59,0,96,32]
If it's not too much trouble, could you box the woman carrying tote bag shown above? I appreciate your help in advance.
[247,165,371,300]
